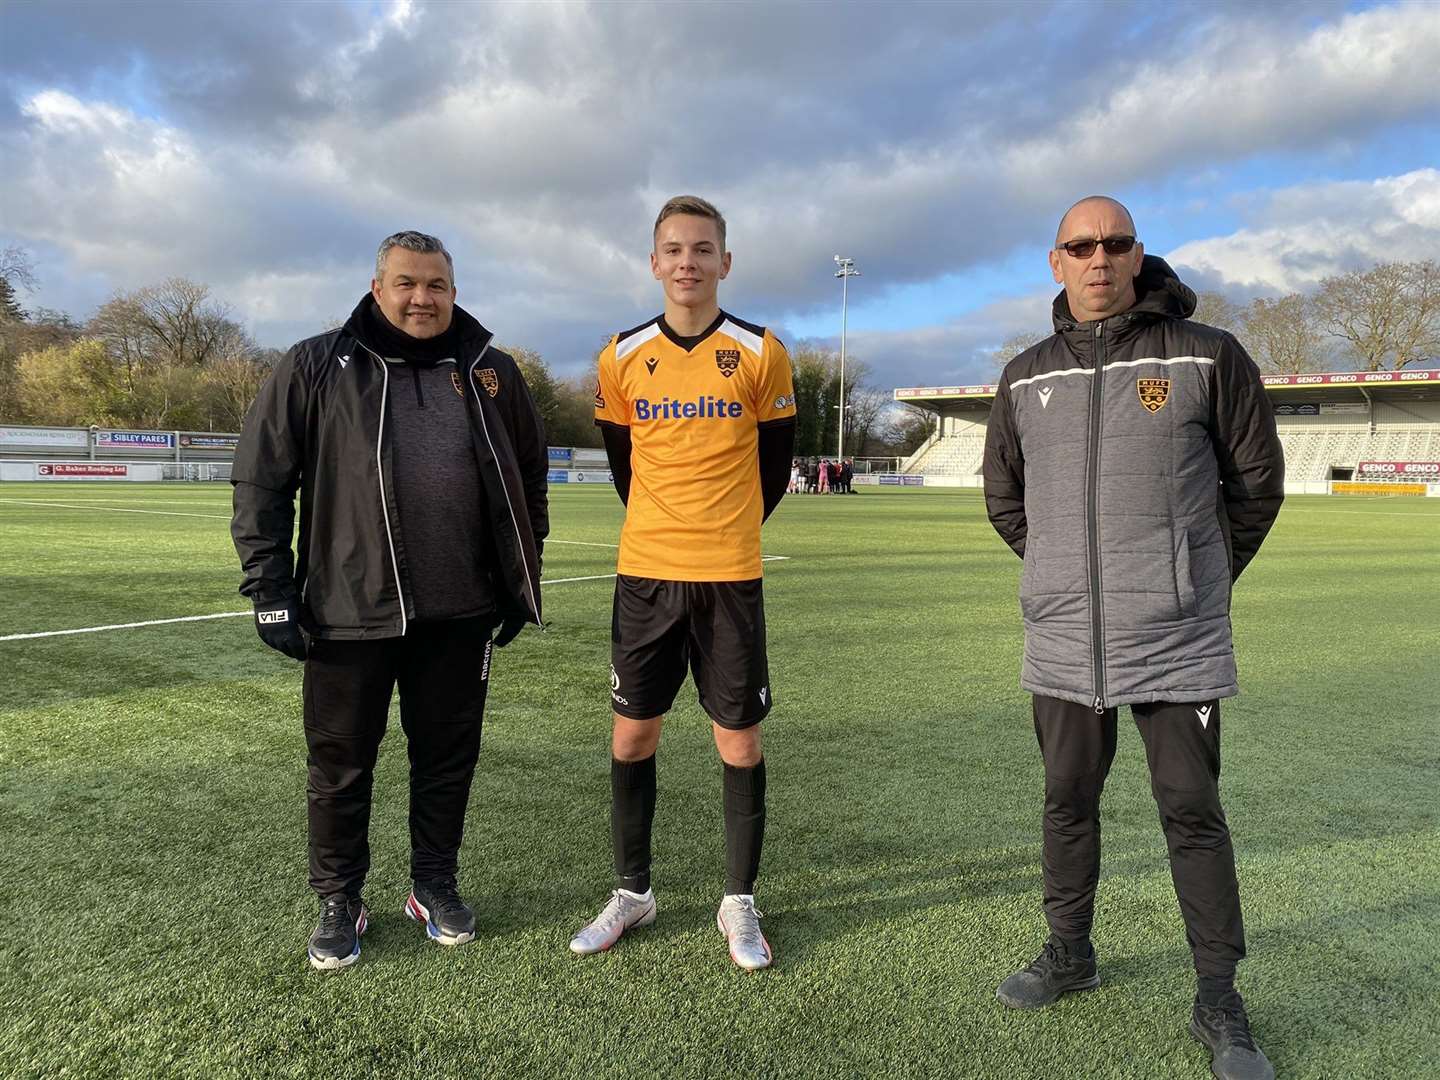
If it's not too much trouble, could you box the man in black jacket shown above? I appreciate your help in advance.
[983,198,1282,1080]
[231,230,548,971]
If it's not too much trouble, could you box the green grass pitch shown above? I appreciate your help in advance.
[1,482,1437,1079]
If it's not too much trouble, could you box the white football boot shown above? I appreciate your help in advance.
[717,894,772,970]
[568,889,657,954]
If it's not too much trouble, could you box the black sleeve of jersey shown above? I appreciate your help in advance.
[598,421,632,506]
[982,379,1027,558]
[758,419,796,522]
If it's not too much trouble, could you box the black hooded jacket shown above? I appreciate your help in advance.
[231,295,549,639]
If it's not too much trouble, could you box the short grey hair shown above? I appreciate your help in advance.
[375,230,454,284]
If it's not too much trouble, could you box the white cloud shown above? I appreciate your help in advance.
[1167,168,1440,293]
[802,287,1057,389]
[2,1,1438,384]
[1002,4,1440,190]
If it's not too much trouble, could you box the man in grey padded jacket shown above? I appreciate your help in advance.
[983,197,1283,1080]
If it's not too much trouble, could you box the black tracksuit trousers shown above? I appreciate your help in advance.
[302,616,494,898]
[1033,694,1246,979]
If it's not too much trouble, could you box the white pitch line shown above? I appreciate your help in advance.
[0,498,230,520]
[0,572,626,642]
[2,558,800,642]
[1283,508,1440,518]
[0,610,252,641]
[0,502,817,547]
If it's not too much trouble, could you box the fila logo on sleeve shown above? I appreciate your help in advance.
[257,610,290,624]
[1196,704,1213,729]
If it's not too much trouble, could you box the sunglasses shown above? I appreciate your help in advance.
[1057,235,1136,259]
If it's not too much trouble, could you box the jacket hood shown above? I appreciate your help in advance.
[343,294,495,357]
[1052,254,1196,331]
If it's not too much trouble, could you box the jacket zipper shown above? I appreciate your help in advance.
[360,344,409,637]
[467,347,540,621]
[1087,322,1107,713]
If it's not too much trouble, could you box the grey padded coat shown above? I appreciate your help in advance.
[983,256,1284,709]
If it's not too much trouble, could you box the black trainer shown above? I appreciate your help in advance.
[1190,992,1275,1080]
[308,894,368,971]
[404,878,476,946]
[995,935,1101,1009]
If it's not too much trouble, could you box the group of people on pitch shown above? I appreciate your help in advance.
[790,456,855,494]
[231,193,1284,1080]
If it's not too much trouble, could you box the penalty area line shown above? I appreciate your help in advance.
[0,610,252,642]
[2,557,797,642]
[0,572,615,642]
[0,498,230,520]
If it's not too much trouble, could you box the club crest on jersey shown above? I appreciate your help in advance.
[450,371,464,397]
[1137,377,1170,413]
[475,367,500,397]
[715,349,740,377]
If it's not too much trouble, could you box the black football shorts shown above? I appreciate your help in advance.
[609,574,772,730]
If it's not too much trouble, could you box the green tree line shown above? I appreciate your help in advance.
[0,250,930,458]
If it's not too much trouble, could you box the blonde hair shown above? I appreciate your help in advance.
[653,195,727,250]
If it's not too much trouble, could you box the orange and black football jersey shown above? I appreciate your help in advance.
[594,311,797,582]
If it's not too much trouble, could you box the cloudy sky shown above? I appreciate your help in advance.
[3,0,1439,388]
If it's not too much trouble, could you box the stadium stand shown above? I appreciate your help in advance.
[894,370,1440,494]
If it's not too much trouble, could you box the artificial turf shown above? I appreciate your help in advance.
[0,482,1437,1079]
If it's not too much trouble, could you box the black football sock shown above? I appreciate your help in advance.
[1197,973,1237,1005]
[611,755,656,894]
[723,759,766,895]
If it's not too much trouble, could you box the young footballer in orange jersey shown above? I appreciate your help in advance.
[569,196,797,970]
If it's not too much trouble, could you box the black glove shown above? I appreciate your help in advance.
[254,600,307,660]
[492,617,527,648]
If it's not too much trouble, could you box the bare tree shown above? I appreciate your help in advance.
[845,383,890,456]
[1192,291,1243,332]
[1314,260,1440,370]
[988,330,1048,368]
[883,403,937,457]
[89,278,252,376]
[0,246,38,327]
[202,355,270,431]
[1240,294,1326,373]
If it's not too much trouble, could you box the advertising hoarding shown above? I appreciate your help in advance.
[178,433,240,449]
[0,426,89,448]
[98,430,175,449]
[36,463,129,478]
